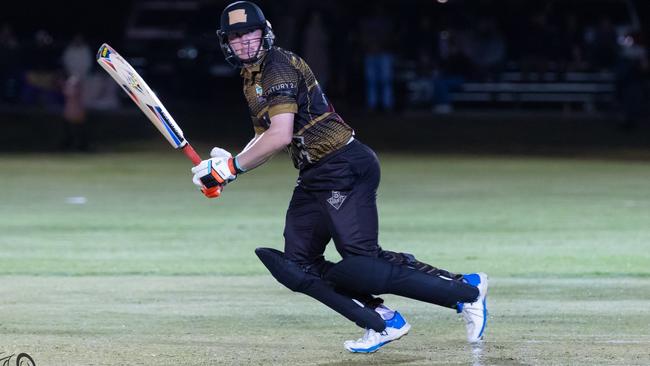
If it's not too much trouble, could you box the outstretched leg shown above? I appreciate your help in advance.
[325,251,479,308]
[324,251,488,342]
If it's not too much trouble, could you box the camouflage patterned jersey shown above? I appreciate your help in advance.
[240,46,354,170]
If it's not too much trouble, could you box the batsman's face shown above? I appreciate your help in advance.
[228,29,263,61]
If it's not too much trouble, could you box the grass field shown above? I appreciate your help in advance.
[1,149,650,365]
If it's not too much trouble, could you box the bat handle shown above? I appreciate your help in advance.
[182,143,222,198]
[181,143,203,165]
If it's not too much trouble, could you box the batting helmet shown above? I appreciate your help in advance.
[217,1,275,68]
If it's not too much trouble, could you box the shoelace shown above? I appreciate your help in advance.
[351,327,391,345]
[355,328,388,343]
[462,303,484,325]
[462,308,476,325]
[352,329,371,343]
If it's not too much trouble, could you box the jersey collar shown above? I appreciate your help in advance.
[240,62,261,78]
[240,51,269,78]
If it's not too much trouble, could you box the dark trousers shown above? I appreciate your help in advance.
[284,140,382,272]
[281,139,479,311]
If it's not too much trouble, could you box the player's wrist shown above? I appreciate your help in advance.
[233,156,247,174]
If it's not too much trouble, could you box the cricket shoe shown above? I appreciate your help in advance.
[457,272,488,343]
[343,311,411,353]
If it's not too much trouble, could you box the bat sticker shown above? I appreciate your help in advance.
[126,72,145,94]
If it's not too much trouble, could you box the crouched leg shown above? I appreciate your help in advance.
[255,247,386,332]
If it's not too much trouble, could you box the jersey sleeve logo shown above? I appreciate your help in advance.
[265,82,297,97]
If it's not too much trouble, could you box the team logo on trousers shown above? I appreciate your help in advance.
[327,191,347,210]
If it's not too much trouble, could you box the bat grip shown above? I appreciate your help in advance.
[181,143,202,166]
[182,143,222,198]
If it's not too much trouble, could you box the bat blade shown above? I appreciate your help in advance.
[96,43,187,150]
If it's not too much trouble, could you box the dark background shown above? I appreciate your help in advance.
[1,0,649,155]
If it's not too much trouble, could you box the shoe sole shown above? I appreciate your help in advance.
[345,323,411,353]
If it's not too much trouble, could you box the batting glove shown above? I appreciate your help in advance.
[191,157,244,195]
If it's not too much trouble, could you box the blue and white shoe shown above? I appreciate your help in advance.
[457,272,488,343]
[343,311,411,353]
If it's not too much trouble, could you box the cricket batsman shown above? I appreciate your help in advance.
[191,1,488,353]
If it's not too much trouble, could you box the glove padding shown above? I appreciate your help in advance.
[191,157,238,190]
[210,147,232,160]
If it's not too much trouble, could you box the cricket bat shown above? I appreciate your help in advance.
[96,43,220,197]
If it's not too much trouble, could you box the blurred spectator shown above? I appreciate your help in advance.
[559,14,589,72]
[359,4,395,112]
[587,17,620,71]
[60,34,93,151]
[0,23,20,104]
[615,31,648,130]
[61,75,90,151]
[62,34,92,80]
[414,17,436,78]
[21,29,63,109]
[400,16,438,110]
[520,12,556,80]
[431,30,473,113]
[302,12,330,90]
[464,17,506,81]
[326,5,360,107]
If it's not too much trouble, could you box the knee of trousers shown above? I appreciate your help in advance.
[255,247,386,332]
[324,255,479,308]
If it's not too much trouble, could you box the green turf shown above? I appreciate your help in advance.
[1,151,649,365]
